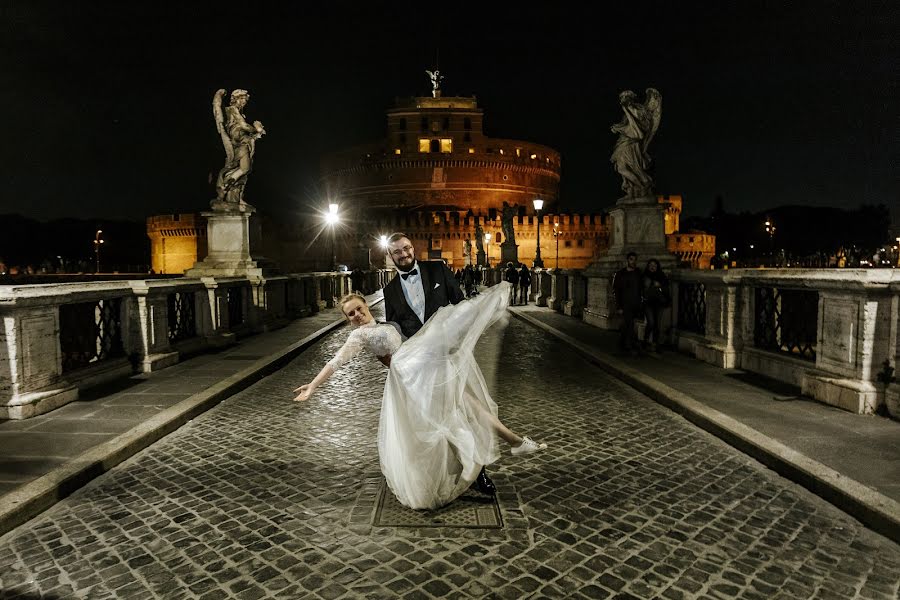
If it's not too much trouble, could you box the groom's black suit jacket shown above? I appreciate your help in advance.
[384,261,465,339]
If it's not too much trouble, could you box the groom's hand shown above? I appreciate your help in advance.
[377,354,392,368]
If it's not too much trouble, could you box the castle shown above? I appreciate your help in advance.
[149,82,714,273]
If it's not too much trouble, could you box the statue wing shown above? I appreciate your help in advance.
[213,89,234,162]
[643,88,662,154]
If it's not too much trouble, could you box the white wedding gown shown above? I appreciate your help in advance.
[326,282,511,510]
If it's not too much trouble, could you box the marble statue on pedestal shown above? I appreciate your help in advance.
[212,89,266,209]
[425,69,444,98]
[501,202,517,245]
[610,88,662,199]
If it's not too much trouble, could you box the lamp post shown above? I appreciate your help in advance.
[378,235,389,268]
[532,198,544,268]
[552,221,560,270]
[326,203,339,271]
[93,229,104,273]
[764,218,776,265]
[484,233,492,267]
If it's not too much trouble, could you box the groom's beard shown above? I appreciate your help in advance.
[395,260,415,272]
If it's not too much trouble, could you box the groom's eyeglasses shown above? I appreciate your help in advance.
[390,245,414,257]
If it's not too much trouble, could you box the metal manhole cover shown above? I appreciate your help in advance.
[373,480,503,528]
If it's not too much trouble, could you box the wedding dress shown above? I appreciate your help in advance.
[327,282,511,509]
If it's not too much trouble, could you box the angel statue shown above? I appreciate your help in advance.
[425,69,443,97]
[474,221,485,254]
[610,88,662,199]
[501,201,517,245]
[212,89,266,207]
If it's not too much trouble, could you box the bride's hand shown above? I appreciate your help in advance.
[293,384,314,402]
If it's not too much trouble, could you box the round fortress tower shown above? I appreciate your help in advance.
[322,95,561,214]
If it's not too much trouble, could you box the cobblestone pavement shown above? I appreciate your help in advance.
[1,306,899,599]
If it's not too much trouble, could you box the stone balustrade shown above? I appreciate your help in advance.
[0,271,376,419]
[516,265,900,416]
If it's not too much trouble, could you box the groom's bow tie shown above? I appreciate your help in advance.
[400,269,419,281]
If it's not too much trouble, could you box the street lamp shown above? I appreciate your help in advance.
[552,221,560,270]
[484,233,492,267]
[93,229,104,273]
[378,235,389,267]
[326,203,339,271]
[532,198,544,268]
[764,218,776,261]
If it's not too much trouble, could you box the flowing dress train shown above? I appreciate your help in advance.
[378,281,511,510]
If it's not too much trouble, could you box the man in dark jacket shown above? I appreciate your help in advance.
[613,251,642,354]
[518,264,532,305]
[383,233,496,496]
[504,262,519,305]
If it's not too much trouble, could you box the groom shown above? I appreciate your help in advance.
[383,232,497,496]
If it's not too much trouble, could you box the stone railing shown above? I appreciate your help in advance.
[665,269,900,415]
[526,266,900,416]
[0,270,378,419]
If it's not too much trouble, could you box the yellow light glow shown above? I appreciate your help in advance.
[419,139,429,152]
[468,148,475,154]
[533,198,544,211]
[394,148,401,155]
[530,153,537,160]
[440,138,452,153]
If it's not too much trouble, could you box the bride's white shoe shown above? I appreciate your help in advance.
[511,436,547,456]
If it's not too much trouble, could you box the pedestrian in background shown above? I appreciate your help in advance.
[613,251,642,355]
[504,262,519,305]
[641,258,670,353]
[518,264,531,305]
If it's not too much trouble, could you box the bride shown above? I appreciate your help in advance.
[293,281,547,510]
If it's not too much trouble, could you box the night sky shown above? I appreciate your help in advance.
[3,2,897,223]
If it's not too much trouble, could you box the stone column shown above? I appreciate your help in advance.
[535,270,552,307]
[548,270,568,312]
[583,195,678,329]
[199,277,236,347]
[564,270,587,318]
[127,282,179,373]
[185,204,263,278]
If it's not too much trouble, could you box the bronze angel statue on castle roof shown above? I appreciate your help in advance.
[212,89,266,208]
[610,88,662,199]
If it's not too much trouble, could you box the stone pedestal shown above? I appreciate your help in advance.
[185,203,262,278]
[583,195,678,330]
[500,242,519,266]
[476,250,486,267]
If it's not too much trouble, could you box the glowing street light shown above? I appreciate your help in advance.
[532,198,545,268]
[325,202,340,270]
[552,221,560,270]
[484,233,492,267]
[93,229,104,273]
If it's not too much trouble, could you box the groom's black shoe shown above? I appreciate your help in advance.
[472,467,496,495]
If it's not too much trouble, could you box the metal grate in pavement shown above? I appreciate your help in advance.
[372,479,503,528]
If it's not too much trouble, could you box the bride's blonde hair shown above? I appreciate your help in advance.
[339,292,368,316]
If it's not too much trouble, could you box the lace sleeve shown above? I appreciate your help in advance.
[326,329,366,372]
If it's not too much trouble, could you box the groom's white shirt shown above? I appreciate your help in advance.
[398,260,426,325]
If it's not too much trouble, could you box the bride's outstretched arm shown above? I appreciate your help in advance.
[293,364,334,402]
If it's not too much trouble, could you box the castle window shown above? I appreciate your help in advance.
[399,133,406,144]
[420,117,428,131]
[516,148,522,157]
[577,239,584,247]
[440,138,452,153]
[464,117,472,130]
[419,139,430,153]
[499,149,505,155]
[464,132,471,142]
[399,118,407,131]
[430,139,440,153]
[442,117,450,130]
[431,120,441,133]
[394,148,401,155]
[468,148,475,154]
[565,240,572,248]
[502,174,509,181]
[530,153,538,160]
